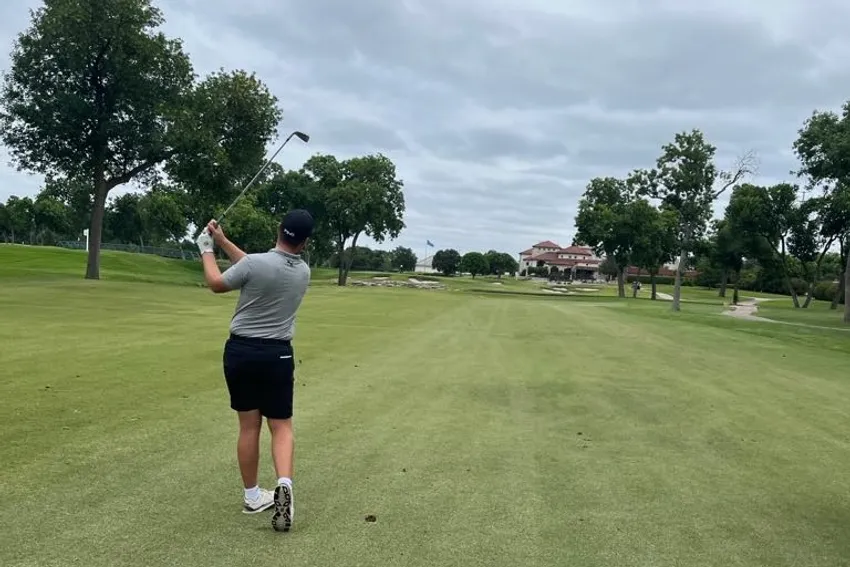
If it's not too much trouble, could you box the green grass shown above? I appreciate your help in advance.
[757,298,849,329]
[2,246,850,567]
[0,244,205,285]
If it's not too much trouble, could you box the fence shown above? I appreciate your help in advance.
[57,241,200,261]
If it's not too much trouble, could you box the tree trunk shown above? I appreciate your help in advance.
[671,247,685,312]
[804,240,834,309]
[844,249,850,324]
[650,272,657,300]
[616,266,626,298]
[803,281,815,308]
[786,277,800,308]
[833,239,846,310]
[733,268,741,305]
[832,270,845,310]
[718,268,728,297]
[339,232,360,287]
[84,172,108,280]
[336,238,346,286]
[779,240,800,308]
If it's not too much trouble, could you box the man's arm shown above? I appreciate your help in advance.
[218,238,246,264]
[196,220,252,293]
[201,252,231,293]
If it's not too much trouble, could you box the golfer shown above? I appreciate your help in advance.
[195,209,313,532]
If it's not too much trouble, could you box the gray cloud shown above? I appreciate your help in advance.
[2,0,850,255]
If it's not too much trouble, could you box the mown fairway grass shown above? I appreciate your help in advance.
[1,245,849,567]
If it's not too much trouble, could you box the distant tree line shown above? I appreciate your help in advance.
[0,149,407,288]
[429,249,518,278]
[571,106,850,324]
[329,245,417,273]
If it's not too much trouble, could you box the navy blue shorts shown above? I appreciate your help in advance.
[222,334,295,419]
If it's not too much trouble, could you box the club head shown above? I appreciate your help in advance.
[294,131,310,143]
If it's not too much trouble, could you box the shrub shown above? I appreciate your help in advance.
[812,280,844,304]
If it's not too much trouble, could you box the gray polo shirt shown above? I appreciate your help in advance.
[221,248,311,341]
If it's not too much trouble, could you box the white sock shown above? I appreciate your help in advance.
[278,477,292,488]
[244,485,260,501]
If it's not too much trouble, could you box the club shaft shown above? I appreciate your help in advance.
[217,132,297,223]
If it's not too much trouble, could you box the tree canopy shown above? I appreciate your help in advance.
[432,249,461,276]
[301,153,405,286]
[460,252,489,278]
[0,0,280,279]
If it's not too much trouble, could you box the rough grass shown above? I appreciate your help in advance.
[1,246,849,567]
[757,298,848,329]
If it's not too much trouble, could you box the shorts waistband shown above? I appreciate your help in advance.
[229,333,291,346]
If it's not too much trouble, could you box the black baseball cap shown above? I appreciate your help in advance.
[279,209,314,244]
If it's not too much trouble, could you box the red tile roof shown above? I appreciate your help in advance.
[520,248,534,255]
[559,245,593,256]
[532,240,560,249]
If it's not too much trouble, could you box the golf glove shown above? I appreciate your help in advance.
[196,230,215,255]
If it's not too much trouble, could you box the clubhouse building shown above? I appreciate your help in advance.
[518,241,605,281]
[519,240,685,281]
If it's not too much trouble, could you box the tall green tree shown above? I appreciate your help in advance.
[0,203,9,242]
[630,130,756,311]
[460,252,489,278]
[712,219,745,304]
[32,193,72,244]
[573,177,633,297]
[138,186,188,245]
[432,249,461,276]
[0,0,280,279]
[483,250,518,278]
[726,183,803,307]
[498,253,519,276]
[302,153,405,286]
[254,167,334,267]
[3,196,36,243]
[104,193,145,245]
[38,176,93,235]
[220,195,277,254]
[788,195,838,308]
[627,200,677,300]
[391,246,417,272]
[793,103,850,322]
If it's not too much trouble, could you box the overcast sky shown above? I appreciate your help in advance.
[2,0,850,256]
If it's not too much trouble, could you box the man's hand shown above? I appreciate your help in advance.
[196,229,215,255]
[206,220,227,246]
[205,219,247,264]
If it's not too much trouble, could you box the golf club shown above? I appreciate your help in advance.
[201,130,310,236]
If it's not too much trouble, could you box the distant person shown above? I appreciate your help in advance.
[195,209,313,532]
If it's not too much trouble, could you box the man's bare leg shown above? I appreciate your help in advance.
[268,418,294,531]
[235,410,274,513]
[237,410,263,488]
[268,418,294,479]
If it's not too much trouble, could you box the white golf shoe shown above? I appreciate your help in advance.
[243,488,275,514]
[271,483,294,532]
